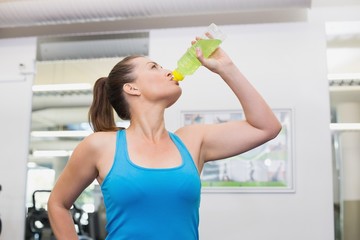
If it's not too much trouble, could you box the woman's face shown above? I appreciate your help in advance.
[131,57,182,107]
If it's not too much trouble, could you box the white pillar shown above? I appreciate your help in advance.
[0,37,36,240]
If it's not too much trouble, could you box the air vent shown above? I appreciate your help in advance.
[37,32,149,61]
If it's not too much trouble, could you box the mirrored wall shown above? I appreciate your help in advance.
[26,33,148,239]
[327,21,360,240]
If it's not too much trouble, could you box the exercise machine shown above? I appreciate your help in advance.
[25,190,92,240]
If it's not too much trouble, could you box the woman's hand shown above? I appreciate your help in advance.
[192,37,234,75]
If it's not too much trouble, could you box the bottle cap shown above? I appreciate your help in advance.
[172,69,184,81]
[204,23,226,41]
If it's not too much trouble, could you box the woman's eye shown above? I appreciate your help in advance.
[152,64,157,69]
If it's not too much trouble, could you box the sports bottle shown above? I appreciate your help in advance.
[172,23,226,81]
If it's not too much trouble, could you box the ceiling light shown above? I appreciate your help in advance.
[330,123,360,132]
[32,150,73,157]
[31,130,92,138]
[32,83,92,92]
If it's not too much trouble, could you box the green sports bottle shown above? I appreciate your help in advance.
[172,23,226,81]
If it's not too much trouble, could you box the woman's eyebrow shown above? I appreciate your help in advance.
[147,61,159,66]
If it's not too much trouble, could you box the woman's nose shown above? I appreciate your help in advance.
[165,69,172,77]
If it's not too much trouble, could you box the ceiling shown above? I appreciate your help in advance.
[0,0,311,28]
[1,0,358,164]
[0,0,312,40]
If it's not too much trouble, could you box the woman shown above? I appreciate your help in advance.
[48,40,282,239]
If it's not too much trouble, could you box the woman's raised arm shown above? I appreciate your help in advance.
[177,46,281,169]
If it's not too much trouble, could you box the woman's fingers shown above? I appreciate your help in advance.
[191,36,202,45]
[205,32,214,39]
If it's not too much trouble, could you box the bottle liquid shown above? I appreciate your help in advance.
[172,23,226,81]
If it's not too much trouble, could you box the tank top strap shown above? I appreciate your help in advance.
[168,132,198,171]
[114,129,128,168]
[101,129,127,186]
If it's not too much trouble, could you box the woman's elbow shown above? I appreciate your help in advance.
[267,121,282,140]
[47,193,66,216]
[47,194,57,217]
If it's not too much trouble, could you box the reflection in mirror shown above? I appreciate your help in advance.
[26,59,119,239]
[327,21,360,240]
[26,32,148,238]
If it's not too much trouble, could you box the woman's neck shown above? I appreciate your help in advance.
[127,111,167,143]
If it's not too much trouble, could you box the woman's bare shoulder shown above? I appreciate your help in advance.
[175,124,206,138]
[175,124,207,148]
[78,131,118,152]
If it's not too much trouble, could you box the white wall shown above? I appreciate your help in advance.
[0,37,36,240]
[150,22,333,239]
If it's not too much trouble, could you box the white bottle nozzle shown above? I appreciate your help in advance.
[204,23,226,41]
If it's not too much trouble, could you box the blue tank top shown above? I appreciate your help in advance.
[101,130,201,240]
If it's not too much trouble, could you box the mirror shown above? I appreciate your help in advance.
[26,32,149,238]
[327,21,360,240]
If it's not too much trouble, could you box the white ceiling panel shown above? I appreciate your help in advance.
[0,0,311,28]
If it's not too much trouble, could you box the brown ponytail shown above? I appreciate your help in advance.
[88,55,142,132]
[88,77,118,132]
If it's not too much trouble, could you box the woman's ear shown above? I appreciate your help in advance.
[123,83,141,96]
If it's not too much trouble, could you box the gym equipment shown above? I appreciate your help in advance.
[25,190,54,240]
[87,200,107,239]
[25,190,93,240]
